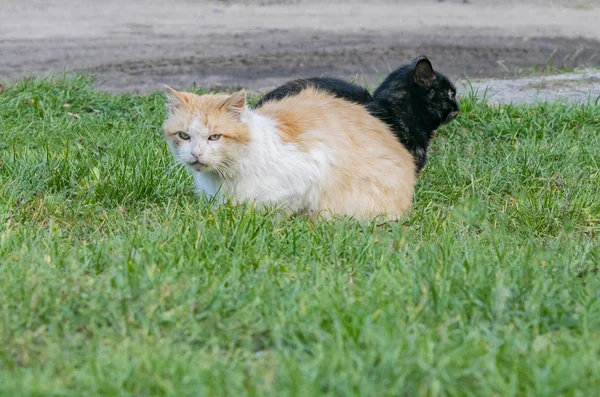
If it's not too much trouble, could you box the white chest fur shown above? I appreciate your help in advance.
[193,111,327,213]
[193,171,222,198]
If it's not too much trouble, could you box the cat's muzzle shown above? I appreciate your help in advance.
[444,110,459,124]
[189,160,208,171]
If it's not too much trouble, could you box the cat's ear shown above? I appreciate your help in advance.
[164,85,186,112]
[413,55,436,88]
[221,89,246,118]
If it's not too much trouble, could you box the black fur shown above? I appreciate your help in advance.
[255,77,373,108]
[255,56,459,173]
[368,56,459,172]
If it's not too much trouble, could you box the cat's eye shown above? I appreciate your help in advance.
[178,131,190,140]
[449,90,456,98]
[208,134,222,141]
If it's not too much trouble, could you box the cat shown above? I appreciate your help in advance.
[162,86,416,221]
[254,77,373,108]
[255,56,459,173]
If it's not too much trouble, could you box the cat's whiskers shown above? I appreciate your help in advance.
[168,157,188,171]
[212,161,234,182]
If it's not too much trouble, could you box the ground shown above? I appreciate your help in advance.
[1,2,600,395]
[1,0,600,99]
[1,74,599,397]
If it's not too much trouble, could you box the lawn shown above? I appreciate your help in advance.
[1,75,599,397]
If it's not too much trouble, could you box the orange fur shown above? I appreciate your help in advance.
[163,88,250,145]
[163,86,416,221]
[257,88,416,220]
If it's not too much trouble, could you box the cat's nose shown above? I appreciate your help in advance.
[191,150,204,159]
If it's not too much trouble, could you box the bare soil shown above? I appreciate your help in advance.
[1,0,599,100]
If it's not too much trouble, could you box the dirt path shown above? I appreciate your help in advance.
[464,69,600,104]
[1,0,599,99]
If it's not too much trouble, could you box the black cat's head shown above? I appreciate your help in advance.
[411,55,459,125]
[373,56,460,129]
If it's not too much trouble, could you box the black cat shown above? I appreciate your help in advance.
[255,56,459,173]
[254,77,373,107]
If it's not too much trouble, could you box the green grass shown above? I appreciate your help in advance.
[1,75,600,397]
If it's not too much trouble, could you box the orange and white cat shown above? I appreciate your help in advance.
[163,86,416,221]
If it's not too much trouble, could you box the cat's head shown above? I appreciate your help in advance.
[375,55,459,127]
[410,55,459,125]
[162,87,250,175]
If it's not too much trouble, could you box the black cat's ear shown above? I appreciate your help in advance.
[412,55,436,88]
